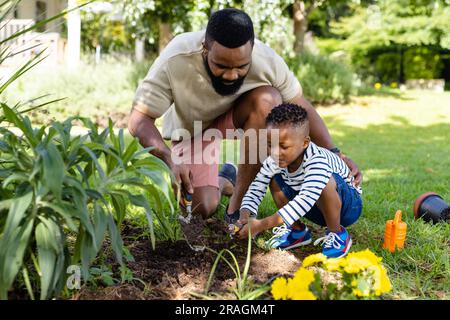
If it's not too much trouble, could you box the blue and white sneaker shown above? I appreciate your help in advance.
[265,224,312,250]
[313,226,352,259]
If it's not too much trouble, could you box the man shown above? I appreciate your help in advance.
[128,8,362,223]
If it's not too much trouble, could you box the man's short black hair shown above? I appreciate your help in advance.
[266,103,309,128]
[205,8,254,49]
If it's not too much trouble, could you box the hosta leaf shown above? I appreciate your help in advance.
[0,216,34,300]
[121,138,139,164]
[92,203,107,252]
[1,103,37,147]
[2,192,33,239]
[110,193,126,225]
[36,143,65,200]
[80,146,106,180]
[108,119,118,150]
[129,194,156,249]
[36,217,64,299]
[118,129,125,155]
[39,201,77,232]
[2,172,29,189]
[107,214,123,264]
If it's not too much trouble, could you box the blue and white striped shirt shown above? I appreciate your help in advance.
[240,142,362,226]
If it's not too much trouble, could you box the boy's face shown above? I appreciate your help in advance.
[267,123,310,168]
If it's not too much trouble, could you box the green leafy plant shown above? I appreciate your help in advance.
[0,0,174,300]
[0,109,173,299]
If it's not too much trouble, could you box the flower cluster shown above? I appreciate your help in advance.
[271,249,392,300]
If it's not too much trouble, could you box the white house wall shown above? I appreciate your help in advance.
[12,0,66,32]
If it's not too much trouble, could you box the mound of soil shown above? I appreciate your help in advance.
[74,219,325,300]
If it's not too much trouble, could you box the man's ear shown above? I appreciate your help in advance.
[202,50,208,60]
[202,42,208,54]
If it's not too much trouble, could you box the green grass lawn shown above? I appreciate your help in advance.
[216,90,449,300]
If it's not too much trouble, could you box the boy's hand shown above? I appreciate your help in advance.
[236,218,262,240]
[237,209,252,225]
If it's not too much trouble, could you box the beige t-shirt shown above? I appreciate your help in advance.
[133,30,302,140]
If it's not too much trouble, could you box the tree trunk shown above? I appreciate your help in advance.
[158,22,173,53]
[293,1,308,54]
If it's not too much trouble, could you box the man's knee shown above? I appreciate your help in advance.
[193,189,220,218]
[250,86,282,119]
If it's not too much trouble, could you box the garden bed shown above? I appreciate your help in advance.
[73,219,321,300]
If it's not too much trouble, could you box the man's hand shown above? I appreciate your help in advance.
[236,218,262,239]
[340,153,362,187]
[171,163,194,200]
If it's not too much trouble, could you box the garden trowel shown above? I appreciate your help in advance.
[178,193,206,252]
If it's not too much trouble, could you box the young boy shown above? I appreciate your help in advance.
[235,103,362,258]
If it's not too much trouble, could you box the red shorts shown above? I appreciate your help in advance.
[171,107,237,189]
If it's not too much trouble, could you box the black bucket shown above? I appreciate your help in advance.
[413,192,450,224]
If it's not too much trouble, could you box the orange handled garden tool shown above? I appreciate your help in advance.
[383,210,407,252]
[178,193,193,224]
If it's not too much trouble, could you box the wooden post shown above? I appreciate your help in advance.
[67,0,80,69]
[135,38,145,62]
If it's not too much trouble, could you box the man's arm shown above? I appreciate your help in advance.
[128,106,173,165]
[128,106,194,194]
[289,93,362,186]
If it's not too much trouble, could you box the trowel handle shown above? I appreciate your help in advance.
[183,193,193,213]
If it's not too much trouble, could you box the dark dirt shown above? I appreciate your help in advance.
[73,218,324,300]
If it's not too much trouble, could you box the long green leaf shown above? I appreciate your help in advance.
[0,216,34,300]
[35,219,58,300]
[36,142,65,200]
[1,191,32,239]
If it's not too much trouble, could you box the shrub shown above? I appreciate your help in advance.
[374,52,401,84]
[403,47,444,80]
[287,52,354,105]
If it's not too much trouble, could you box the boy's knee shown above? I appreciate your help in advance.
[316,175,341,208]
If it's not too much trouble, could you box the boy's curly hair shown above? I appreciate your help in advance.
[266,103,308,127]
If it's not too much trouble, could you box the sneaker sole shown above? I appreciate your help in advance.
[278,237,313,250]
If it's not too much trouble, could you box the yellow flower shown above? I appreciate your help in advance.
[290,289,317,300]
[344,257,372,273]
[368,264,392,295]
[286,268,316,299]
[302,253,327,267]
[353,287,371,297]
[293,267,315,284]
[390,82,398,88]
[349,249,382,265]
[271,277,288,300]
[374,83,382,90]
[324,258,345,271]
[343,249,382,274]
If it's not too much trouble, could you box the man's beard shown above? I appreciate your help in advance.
[203,56,246,96]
